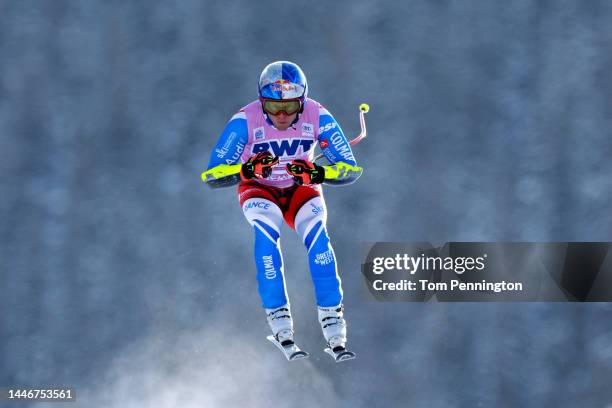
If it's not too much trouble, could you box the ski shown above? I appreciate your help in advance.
[266,335,309,361]
[324,347,356,362]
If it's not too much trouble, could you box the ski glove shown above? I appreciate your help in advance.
[241,152,279,180]
[286,159,325,185]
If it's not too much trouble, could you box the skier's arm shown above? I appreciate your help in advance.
[317,108,363,186]
[202,112,248,189]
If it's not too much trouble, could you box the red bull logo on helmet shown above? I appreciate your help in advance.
[270,79,297,92]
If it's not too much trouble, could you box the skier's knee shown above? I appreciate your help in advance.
[294,197,327,246]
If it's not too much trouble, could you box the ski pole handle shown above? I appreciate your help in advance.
[349,103,369,146]
[314,103,369,163]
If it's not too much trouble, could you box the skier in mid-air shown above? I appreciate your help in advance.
[202,61,363,362]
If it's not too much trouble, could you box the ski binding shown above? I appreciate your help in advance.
[266,335,309,361]
[324,346,356,362]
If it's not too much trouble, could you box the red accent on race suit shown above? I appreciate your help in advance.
[238,180,321,230]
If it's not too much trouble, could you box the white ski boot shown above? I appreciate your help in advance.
[265,304,309,361]
[318,304,356,362]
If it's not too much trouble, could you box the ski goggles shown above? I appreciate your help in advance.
[261,98,302,115]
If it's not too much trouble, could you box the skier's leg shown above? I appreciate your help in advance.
[293,195,342,307]
[244,198,286,309]
[291,193,348,350]
[239,183,294,342]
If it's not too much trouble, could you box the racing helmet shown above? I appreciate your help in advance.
[258,61,307,115]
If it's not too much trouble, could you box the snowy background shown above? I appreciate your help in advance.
[2,1,612,407]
